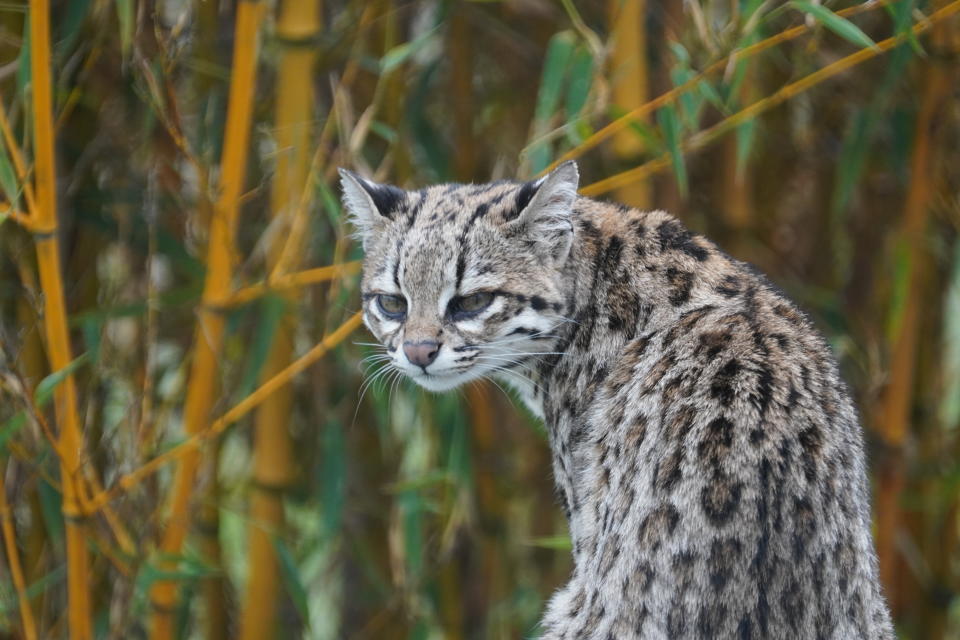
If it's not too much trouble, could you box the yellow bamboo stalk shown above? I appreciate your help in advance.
[580,0,960,197]
[548,0,895,173]
[1,203,32,227]
[607,0,651,208]
[875,2,959,611]
[238,2,320,637]
[149,3,265,637]
[0,465,39,640]
[27,1,91,637]
[86,312,363,514]
[222,261,361,307]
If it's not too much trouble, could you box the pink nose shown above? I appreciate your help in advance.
[403,341,440,368]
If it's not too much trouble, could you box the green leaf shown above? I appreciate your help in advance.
[38,479,64,543]
[734,118,757,178]
[0,412,28,453]
[319,419,346,540]
[0,134,21,209]
[34,352,90,405]
[236,294,286,399]
[789,1,877,51]
[534,32,575,124]
[116,0,134,58]
[381,26,440,74]
[1,351,93,454]
[273,538,311,626]
[657,106,688,197]
[564,45,594,119]
[528,31,576,174]
[670,66,702,132]
[885,0,924,55]
[697,78,727,114]
[16,19,31,101]
[57,0,95,57]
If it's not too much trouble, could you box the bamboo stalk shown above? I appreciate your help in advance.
[149,3,265,637]
[579,0,960,197]
[548,0,896,172]
[0,463,39,640]
[238,2,321,637]
[222,261,361,308]
[27,1,92,637]
[607,0,651,208]
[874,3,959,612]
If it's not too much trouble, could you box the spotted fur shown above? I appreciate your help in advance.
[341,162,893,639]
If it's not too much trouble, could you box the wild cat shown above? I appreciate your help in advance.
[339,161,893,639]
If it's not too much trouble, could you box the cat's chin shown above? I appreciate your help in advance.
[408,369,477,393]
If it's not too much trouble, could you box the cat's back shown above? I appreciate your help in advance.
[541,200,894,638]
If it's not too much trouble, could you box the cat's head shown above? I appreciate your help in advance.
[340,162,579,392]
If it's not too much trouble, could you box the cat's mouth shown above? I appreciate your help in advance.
[407,366,479,392]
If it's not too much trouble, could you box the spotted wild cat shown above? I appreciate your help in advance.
[340,161,893,639]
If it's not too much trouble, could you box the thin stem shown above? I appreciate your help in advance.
[0,463,39,640]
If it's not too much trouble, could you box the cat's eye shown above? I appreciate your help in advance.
[376,294,407,318]
[450,291,494,318]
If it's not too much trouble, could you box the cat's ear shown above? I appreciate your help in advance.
[338,168,406,247]
[508,161,579,265]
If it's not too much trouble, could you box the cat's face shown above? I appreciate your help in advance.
[341,163,579,392]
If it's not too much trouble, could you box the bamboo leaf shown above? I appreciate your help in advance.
[885,0,924,55]
[0,136,20,208]
[319,419,346,540]
[381,26,440,74]
[564,45,594,119]
[273,538,311,626]
[37,479,64,543]
[657,106,688,197]
[528,31,576,174]
[116,0,134,58]
[34,352,90,405]
[0,412,28,453]
[734,119,757,178]
[56,0,94,56]
[0,355,90,454]
[237,294,286,399]
[697,78,726,114]
[789,1,877,50]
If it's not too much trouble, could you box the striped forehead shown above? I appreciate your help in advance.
[366,181,530,293]
[408,181,521,229]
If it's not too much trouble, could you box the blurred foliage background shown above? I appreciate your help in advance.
[0,0,959,638]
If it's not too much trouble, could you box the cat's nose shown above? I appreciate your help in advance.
[403,340,441,368]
